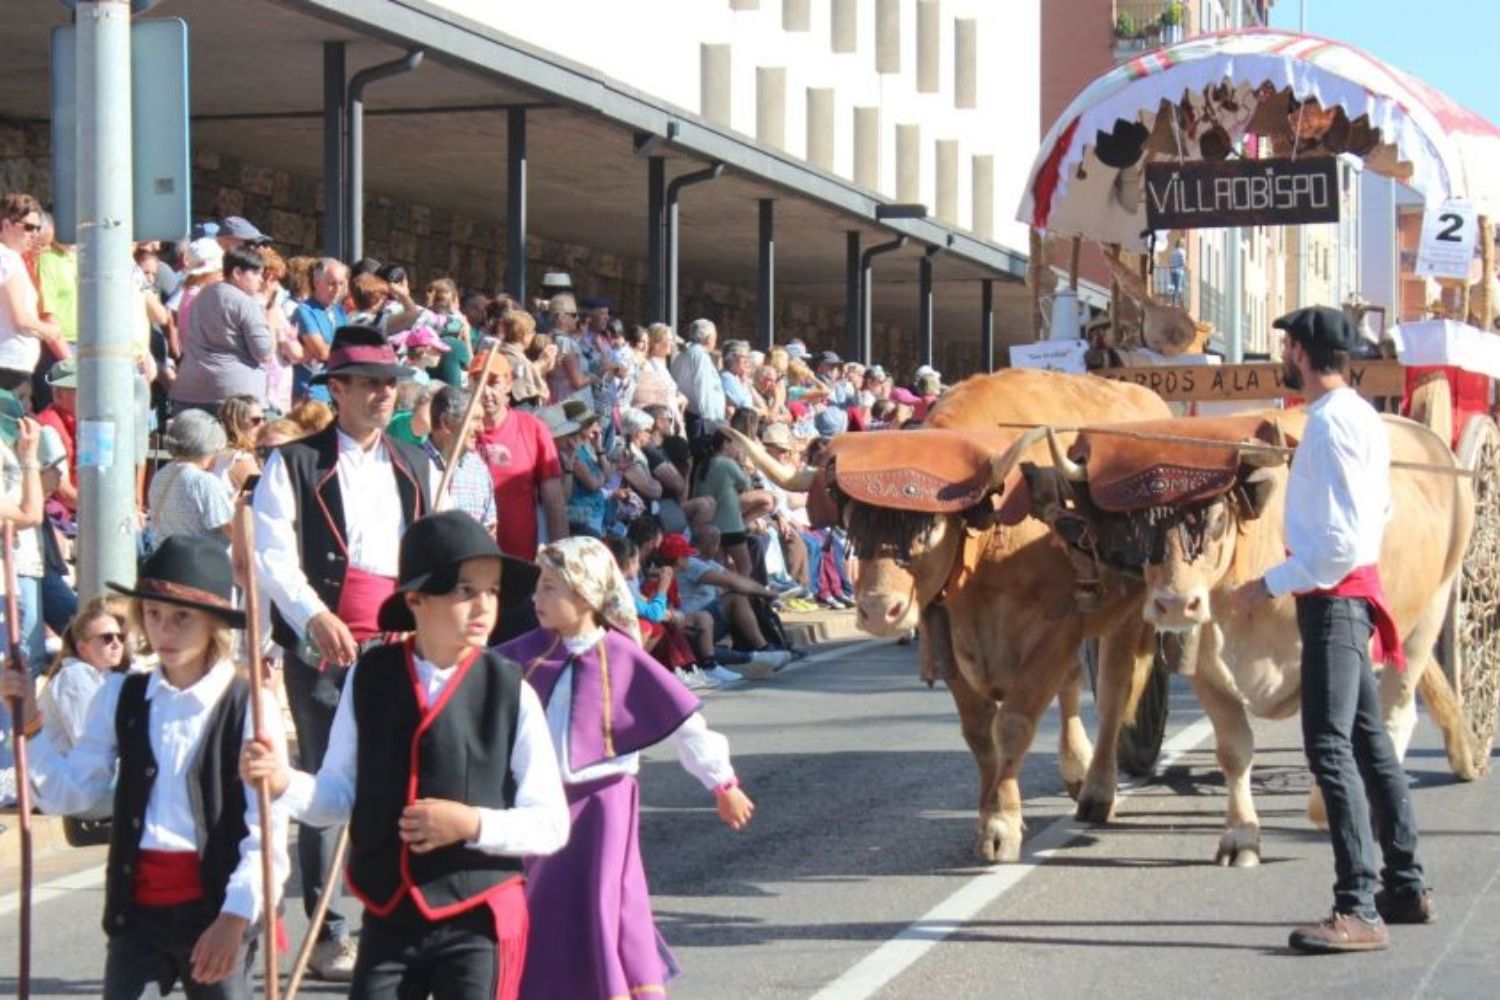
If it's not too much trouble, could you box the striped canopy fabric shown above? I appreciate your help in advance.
[1020,28,1500,248]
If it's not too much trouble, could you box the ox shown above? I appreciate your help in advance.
[734,369,1170,861]
[1033,411,1475,865]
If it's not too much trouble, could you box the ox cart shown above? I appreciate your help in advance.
[1019,28,1500,781]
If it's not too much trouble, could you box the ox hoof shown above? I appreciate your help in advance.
[1074,796,1116,825]
[1063,780,1084,802]
[974,818,1022,863]
[1214,844,1262,868]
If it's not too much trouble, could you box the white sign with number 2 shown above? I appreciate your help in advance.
[1415,198,1478,279]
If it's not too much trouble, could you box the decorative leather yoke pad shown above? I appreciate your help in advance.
[830,428,1022,513]
[1072,415,1287,513]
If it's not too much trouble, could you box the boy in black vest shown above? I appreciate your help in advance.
[242,510,568,999]
[2,535,288,999]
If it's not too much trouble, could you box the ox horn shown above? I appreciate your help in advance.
[723,425,819,492]
[987,426,1051,491]
[1045,427,1088,482]
[1238,419,1292,468]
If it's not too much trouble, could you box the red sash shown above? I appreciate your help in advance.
[1308,565,1406,671]
[336,566,398,643]
[132,850,204,906]
[485,879,529,1000]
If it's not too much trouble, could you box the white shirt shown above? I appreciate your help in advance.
[26,659,289,923]
[544,630,735,790]
[280,649,569,858]
[1263,387,1391,597]
[253,430,443,638]
[38,658,111,754]
[0,244,42,373]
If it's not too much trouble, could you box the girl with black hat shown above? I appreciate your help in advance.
[240,510,568,999]
[0,534,288,999]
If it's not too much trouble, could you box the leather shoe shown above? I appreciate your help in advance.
[1288,911,1389,953]
[1375,887,1436,924]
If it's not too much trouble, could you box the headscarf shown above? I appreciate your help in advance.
[536,536,643,647]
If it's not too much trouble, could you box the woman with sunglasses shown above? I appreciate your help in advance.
[212,394,265,494]
[0,192,66,405]
[39,597,137,755]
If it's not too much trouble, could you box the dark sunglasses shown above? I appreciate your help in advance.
[88,631,125,645]
[247,415,265,426]
[20,222,41,233]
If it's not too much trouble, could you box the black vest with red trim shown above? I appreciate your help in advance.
[267,424,431,650]
[347,642,524,918]
[103,671,251,935]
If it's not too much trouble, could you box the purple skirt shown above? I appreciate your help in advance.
[520,773,680,1000]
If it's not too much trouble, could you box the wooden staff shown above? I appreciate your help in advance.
[287,347,505,997]
[234,503,280,1000]
[4,523,33,1000]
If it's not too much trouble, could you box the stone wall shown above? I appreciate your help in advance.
[2,116,963,378]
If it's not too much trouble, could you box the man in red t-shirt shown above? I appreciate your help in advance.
[471,352,567,559]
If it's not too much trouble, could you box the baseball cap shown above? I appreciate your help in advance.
[658,534,699,560]
[45,357,78,389]
[218,216,272,244]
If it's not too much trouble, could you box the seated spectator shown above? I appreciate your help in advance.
[38,597,135,755]
[692,428,773,576]
[256,417,303,454]
[423,384,497,533]
[146,409,235,551]
[556,404,607,538]
[212,393,263,493]
[604,535,698,679]
[869,398,899,430]
[609,408,664,530]
[389,379,437,447]
[37,359,79,512]
[285,398,334,436]
[655,530,792,680]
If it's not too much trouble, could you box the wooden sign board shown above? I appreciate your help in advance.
[1144,156,1340,231]
[1095,360,1406,403]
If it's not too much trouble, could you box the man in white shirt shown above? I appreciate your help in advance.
[252,324,439,979]
[1230,306,1429,953]
[669,318,726,439]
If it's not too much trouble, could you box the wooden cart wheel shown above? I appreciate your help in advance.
[1439,415,1500,776]
[1082,636,1172,778]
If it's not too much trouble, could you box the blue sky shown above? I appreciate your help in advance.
[1269,1,1500,126]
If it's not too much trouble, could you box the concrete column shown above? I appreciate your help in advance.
[916,0,941,93]
[783,0,812,31]
[955,18,977,109]
[701,43,732,125]
[935,139,958,223]
[806,87,835,171]
[971,153,995,238]
[831,0,857,53]
[980,279,995,372]
[896,123,921,203]
[322,42,346,259]
[506,108,527,299]
[757,66,787,149]
[758,199,775,349]
[846,231,861,359]
[646,157,665,321]
[876,0,901,74]
[853,106,880,189]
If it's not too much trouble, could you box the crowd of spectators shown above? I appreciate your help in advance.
[0,193,952,801]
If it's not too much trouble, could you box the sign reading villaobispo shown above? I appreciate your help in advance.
[1144,155,1340,231]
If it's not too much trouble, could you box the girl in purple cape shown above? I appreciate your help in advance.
[499,535,755,999]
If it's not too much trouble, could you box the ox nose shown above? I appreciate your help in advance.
[1150,590,1209,627]
[856,595,907,628]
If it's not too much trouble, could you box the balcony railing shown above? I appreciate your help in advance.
[1112,1,1190,59]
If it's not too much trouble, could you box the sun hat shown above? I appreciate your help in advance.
[107,535,246,628]
[759,423,794,451]
[538,404,582,439]
[184,237,224,277]
[311,325,413,384]
[45,358,78,389]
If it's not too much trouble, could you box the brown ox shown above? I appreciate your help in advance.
[735,369,1171,861]
[1038,411,1475,866]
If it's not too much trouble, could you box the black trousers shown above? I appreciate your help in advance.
[282,649,351,941]
[102,900,256,1000]
[351,904,500,1000]
[1297,595,1424,916]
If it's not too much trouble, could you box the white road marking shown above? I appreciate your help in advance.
[0,861,107,918]
[810,712,1218,1000]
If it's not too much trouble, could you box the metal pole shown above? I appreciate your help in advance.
[347,50,424,261]
[76,0,137,603]
[322,42,346,259]
[980,278,995,373]
[665,162,724,332]
[845,231,861,360]
[860,236,907,365]
[918,245,941,367]
[757,199,775,350]
[646,156,665,321]
[506,107,527,299]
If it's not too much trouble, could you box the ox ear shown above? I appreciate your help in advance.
[1236,466,1278,520]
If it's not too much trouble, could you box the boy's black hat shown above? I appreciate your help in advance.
[311,324,412,384]
[108,535,246,628]
[377,511,505,633]
[1273,306,1357,354]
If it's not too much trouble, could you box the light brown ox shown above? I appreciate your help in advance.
[1042,411,1476,866]
[733,369,1171,861]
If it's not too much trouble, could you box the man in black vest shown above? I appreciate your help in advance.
[252,325,436,980]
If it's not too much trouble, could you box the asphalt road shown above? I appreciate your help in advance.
[2,637,1497,999]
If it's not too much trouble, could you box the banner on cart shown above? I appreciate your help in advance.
[1414,199,1478,280]
[1096,359,1405,402]
[1144,156,1340,231]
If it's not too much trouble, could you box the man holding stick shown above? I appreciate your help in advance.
[252,325,440,980]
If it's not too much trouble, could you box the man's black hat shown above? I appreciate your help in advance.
[818,350,843,367]
[1273,306,1357,354]
[377,511,506,633]
[108,535,246,628]
[312,324,412,384]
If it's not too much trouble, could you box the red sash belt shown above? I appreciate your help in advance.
[1308,565,1406,671]
[132,850,204,907]
[486,879,529,1000]
[336,566,399,642]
